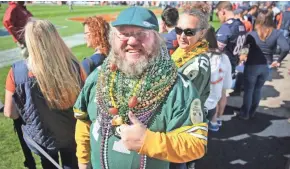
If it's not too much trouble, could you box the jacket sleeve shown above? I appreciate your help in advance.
[277,32,290,63]
[75,120,91,164]
[138,123,207,163]
[193,55,211,107]
[74,86,91,164]
[138,78,208,163]
[73,71,98,163]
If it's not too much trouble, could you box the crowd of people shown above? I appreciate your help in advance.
[2,1,290,169]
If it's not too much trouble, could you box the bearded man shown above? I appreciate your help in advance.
[74,7,208,169]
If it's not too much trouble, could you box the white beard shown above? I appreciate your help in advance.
[109,49,159,77]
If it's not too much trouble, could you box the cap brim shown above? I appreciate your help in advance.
[111,20,158,31]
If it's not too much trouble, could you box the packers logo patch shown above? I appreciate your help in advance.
[190,99,203,124]
[183,61,199,80]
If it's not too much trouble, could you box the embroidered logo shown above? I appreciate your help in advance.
[143,21,153,27]
[183,60,199,80]
[190,99,203,124]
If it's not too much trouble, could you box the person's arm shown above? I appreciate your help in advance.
[4,90,19,119]
[4,69,19,119]
[276,32,290,63]
[138,122,207,163]
[75,120,91,168]
[216,25,231,51]
[74,92,91,165]
[74,71,98,166]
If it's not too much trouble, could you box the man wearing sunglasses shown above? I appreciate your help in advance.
[215,1,247,74]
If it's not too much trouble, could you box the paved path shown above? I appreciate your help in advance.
[0,33,85,68]
[197,55,290,169]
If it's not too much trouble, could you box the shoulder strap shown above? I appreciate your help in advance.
[85,57,94,73]
[12,60,29,85]
[23,132,63,169]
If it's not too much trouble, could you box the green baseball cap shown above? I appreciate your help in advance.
[112,7,159,31]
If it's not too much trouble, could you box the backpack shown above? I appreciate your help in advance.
[12,61,79,155]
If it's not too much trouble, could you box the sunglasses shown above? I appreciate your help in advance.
[175,27,202,36]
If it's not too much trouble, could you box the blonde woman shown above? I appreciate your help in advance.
[4,20,85,169]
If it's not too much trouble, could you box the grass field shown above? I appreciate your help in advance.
[0,4,221,169]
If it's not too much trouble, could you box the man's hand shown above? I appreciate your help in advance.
[270,61,281,68]
[120,111,147,151]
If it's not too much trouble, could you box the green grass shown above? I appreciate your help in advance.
[0,113,43,169]
[71,44,94,60]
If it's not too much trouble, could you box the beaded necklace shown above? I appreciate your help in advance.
[95,46,177,169]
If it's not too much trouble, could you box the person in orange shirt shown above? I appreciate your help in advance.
[234,8,253,32]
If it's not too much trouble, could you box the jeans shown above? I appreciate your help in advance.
[240,65,269,117]
[232,64,244,91]
[40,147,78,169]
[267,65,273,81]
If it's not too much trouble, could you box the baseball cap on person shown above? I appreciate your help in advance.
[112,7,159,31]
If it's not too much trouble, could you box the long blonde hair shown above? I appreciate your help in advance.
[25,20,82,110]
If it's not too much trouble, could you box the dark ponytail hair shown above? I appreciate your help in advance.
[255,9,275,41]
[255,9,275,28]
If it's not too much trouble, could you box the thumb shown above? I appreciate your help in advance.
[128,111,141,125]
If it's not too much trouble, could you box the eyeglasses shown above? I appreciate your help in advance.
[175,27,202,37]
[115,30,151,41]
